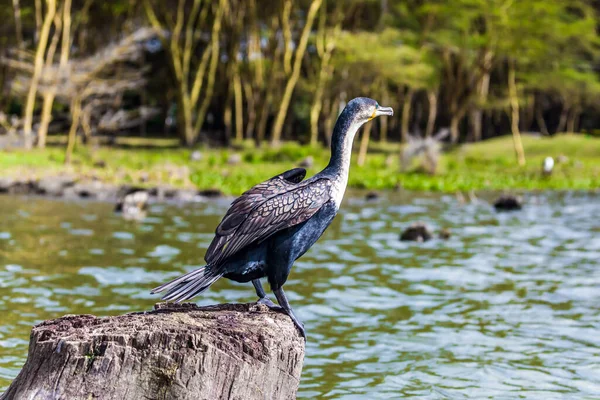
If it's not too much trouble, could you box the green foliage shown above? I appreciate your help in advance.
[2,136,598,194]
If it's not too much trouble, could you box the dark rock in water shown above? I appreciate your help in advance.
[198,188,224,198]
[0,179,35,195]
[190,150,202,162]
[400,223,433,242]
[148,186,178,200]
[494,195,522,211]
[365,191,380,201]
[438,228,451,240]
[298,156,314,168]
[0,178,16,193]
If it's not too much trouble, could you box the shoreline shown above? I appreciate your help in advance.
[0,175,230,204]
[1,174,598,207]
[1,135,599,195]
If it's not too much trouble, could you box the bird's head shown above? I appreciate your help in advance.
[332,97,394,148]
[345,97,394,122]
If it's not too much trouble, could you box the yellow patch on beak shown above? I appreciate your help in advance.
[368,109,377,121]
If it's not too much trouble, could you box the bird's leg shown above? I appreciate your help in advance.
[273,287,306,339]
[253,279,282,311]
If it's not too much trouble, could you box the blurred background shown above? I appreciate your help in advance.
[0,0,598,192]
[1,1,600,399]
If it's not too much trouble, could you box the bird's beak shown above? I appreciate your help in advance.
[375,106,394,117]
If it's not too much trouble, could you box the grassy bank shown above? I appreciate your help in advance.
[1,135,598,194]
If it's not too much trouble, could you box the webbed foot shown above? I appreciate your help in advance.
[257,296,283,311]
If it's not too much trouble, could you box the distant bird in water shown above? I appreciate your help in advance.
[152,98,393,338]
[115,188,149,220]
[542,156,554,176]
[493,194,522,211]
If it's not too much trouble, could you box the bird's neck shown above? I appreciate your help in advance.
[322,114,363,208]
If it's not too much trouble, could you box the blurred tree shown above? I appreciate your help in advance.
[271,0,323,145]
[145,0,227,146]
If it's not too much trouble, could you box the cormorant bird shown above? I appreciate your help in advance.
[152,97,393,338]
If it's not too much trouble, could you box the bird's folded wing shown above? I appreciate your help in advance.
[205,177,331,266]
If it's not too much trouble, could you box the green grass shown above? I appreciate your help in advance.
[1,134,598,194]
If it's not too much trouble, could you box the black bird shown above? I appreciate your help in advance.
[152,97,393,338]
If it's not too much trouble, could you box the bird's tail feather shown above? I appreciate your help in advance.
[152,266,223,303]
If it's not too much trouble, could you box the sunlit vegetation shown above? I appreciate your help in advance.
[1,0,599,168]
[2,135,598,194]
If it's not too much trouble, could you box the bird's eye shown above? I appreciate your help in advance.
[375,103,379,109]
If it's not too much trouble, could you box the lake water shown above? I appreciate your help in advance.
[1,191,599,399]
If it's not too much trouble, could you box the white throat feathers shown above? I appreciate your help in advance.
[326,118,366,209]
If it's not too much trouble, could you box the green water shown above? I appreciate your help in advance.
[1,191,599,399]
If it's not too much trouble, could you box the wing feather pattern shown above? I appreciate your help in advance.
[204,168,331,266]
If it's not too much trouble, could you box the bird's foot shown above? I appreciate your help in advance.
[290,317,306,340]
[257,297,283,311]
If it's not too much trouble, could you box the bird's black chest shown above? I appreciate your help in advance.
[266,201,338,285]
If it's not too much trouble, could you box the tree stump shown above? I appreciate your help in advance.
[1,303,305,400]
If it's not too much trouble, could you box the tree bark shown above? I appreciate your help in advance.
[23,0,57,149]
[38,0,72,148]
[401,87,414,142]
[12,0,24,49]
[469,69,490,142]
[535,107,549,136]
[243,80,257,140]
[357,120,373,166]
[556,104,569,133]
[310,20,340,146]
[507,60,525,166]
[425,90,437,138]
[233,63,244,142]
[566,106,580,133]
[1,302,304,400]
[65,96,81,165]
[270,0,323,145]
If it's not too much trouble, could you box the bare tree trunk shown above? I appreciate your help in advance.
[310,21,339,146]
[34,0,42,43]
[566,106,580,133]
[233,64,244,142]
[556,105,569,133]
[357,120,373,166]
[65,96,81,165]
[508,60,525,166]
[535,103,549,136]
[401,87,414,142]
[23,0,57,149]
[450,113,459,143]
[425,90,437,138]
[270,0,323,145]
[281,0,293,77]
[37,93,55,148]
[256,85,273,144]
[12,0,24,48]
[38,0,72,148]
[223,87,233,143]
[469,69,490,142]
[193,0,225,142]
[243,80,256,139]
[1,303,304,400]
[324,96,339,147]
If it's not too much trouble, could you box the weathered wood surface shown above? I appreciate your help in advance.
[1,303,305,400]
